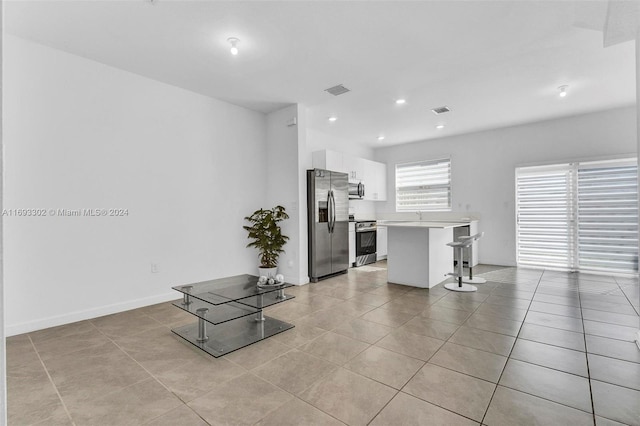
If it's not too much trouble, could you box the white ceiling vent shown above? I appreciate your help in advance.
[431,106,451,115]
[325,84,350,96]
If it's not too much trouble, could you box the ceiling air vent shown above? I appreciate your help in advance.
[325,84,350,96]
[431,106,451,115]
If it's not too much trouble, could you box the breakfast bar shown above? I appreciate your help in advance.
[379,221,471,288]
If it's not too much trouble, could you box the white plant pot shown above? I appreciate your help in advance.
[258,267,278,278]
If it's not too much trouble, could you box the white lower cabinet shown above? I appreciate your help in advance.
[377,227,387,260]
[349,222,356,267]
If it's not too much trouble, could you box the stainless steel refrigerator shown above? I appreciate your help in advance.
[307,169,349,282]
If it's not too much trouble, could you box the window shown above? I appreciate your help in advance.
[516,158,638,274]
[396,158,451,212]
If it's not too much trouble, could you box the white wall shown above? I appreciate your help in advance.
[375,106,637,266]
[296,106,310,284]
[4,36,268,335]
[0,7,6,423]
[306,128,374,160]
[265,105,309,284]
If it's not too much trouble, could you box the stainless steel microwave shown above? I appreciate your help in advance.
[349,182,365,199]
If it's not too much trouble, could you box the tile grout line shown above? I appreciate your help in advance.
[366,277,499,425]
[483,270,639,422]
[297,270,449,424]
[246,370,347,426]
[15,267,632,426]
[26,334,77,426]
[613,274,640,318]
[90,319,213,424]
[250,273,391,425]
[481,285,598,401]
[479,269,543,425]
[576,275,597,426]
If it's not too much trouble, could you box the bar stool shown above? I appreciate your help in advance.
[444,239,477,292]
[458,232,486,284]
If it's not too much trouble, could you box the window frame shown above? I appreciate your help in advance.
[395,157,452,212]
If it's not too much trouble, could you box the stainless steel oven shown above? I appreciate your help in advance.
[355,221,377,266]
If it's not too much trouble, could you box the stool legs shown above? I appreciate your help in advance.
[462,243,487,284]
[456,246,464,287]
[445,243,477,293]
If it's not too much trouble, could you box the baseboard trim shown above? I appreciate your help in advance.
[6,292,177,336]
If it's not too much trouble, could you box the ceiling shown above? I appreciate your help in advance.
[5,1,636,147]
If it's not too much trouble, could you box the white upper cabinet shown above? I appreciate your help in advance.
[372,160,387,201]
[362,158,387,201]
[312,150,387,201]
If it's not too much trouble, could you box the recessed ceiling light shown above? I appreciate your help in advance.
[558,85,568,98]
[377,135,385,141]
[227,37,240,55]
[436,124,445,129]
[395,99,406,105]
[328,116,337,122]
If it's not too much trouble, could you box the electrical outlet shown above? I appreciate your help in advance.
[151,263,159,273]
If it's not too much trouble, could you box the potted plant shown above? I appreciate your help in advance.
[243,205,289,278]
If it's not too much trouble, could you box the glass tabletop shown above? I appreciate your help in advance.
[172,274,294,305]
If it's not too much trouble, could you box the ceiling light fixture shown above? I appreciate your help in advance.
[395,99,406,105]
[377,135,385,141]
[328,116,337,122]
[558,85,568,98]
[436,124,445,129]
[227,37,240,56]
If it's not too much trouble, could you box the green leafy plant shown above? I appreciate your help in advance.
[243,205,290,268]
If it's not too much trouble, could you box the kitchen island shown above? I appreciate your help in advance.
[379,221,472,288]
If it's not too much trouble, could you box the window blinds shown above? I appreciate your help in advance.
[516,158,638,274]
[396,158,451,211]
[516,164,574,270]
[577,161,638,274]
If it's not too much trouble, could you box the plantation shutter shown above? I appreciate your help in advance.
[396,158,451,211]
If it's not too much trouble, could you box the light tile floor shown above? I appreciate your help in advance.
[7,262,640,425]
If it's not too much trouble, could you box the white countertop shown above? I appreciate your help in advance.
[378,221,469,229]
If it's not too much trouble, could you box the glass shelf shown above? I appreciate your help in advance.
[171,299,257,325]
[172,315,294,358]
[171,274,296,358]
[172,274,294,305]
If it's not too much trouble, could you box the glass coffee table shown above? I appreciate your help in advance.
[171,274,295,357]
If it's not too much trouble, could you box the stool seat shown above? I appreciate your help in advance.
[447,240,471,248]
[459,232,484,242]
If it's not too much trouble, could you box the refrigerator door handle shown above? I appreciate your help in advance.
[331,190,336,233]
[327,190,333,233]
